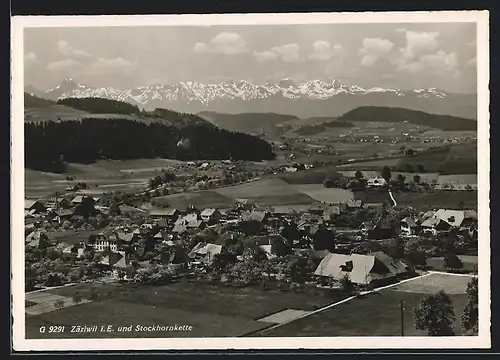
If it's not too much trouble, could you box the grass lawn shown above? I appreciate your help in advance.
[257,274,472,337]
[30,281,348,338]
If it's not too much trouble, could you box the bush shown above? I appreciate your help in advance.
[323,178,335,188]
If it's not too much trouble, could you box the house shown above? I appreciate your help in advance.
[434,209,466,227]
[243,210,270,224]
[323,206,341,222]
[421,217,451,235]
[93,231,119,252]
[152,246,189,266]
[200,208,221,224]
[62,243,87,258]
[25,199,46,214]
[314,251,411,286]
[244,234,290,256]
[26,230,50,248]
[346,199,363,209]
[271,206,297,217]
[172,213,204,233]
[115,229,141,245]
[368,222,397,240]
[71,195,85,205]
[188,242,223,264]
[45,197,72,210]
[462,210,478,228]
[153,229,174,242]
[99,251,130,278]
[48,209,74,224]
[149,208,179,220]
[308,202,325,215]
[400,217,421,236]
[298,213,324,229]
[367,177,387,188]
[119,204,149,217]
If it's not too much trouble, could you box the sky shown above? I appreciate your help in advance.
[24,22,477,93]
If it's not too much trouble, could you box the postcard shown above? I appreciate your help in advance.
[11,10,490,351]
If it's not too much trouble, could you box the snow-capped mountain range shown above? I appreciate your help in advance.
[26,78,477,119]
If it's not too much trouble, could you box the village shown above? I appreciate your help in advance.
[25,166,478,295]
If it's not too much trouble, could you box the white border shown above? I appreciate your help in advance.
[11,11,490,351]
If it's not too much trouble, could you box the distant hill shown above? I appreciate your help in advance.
[24,93,91,122]
[25,94,213,128]
[293,119,355,136]
[197,111,297,135]
[340,106,477,131]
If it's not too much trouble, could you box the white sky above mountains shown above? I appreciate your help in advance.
[24,22,477,93]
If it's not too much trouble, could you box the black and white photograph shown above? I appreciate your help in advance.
[11,11,490,351]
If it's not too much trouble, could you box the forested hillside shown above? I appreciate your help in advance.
[25,98,276,173]
[340,106,477,131]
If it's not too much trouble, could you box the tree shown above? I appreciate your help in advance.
[354,170,364,180]
[406,148,415,156]
[323,178,335,188]
[381,166,392,182]
[416,164,425,173]
[339,274,355,294]
[413,175,421,184]
[54,299,65,309]
[444,253,464,271]
[461,277,478,334]
[108,202,121,216]
[414,290,456,336]
[72,292,82,304]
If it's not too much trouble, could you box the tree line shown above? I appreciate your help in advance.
[25,118,275,173]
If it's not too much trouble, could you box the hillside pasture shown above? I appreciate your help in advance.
[215,178,315,206]
[278,166,341,185]
[354,190,477,210]
[153,190,237,209]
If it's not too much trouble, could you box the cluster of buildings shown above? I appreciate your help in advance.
[24,189,478,288]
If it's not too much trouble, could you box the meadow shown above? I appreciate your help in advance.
[26,281,347,339]
[256,273,473,337]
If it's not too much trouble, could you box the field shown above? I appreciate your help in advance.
[26,281,347,339]
[25,160,169,198]
[336,142,477,176]
[290,185,354,203]
[354,190,477,210]
[257,273,473,337]
[153,190,238,209]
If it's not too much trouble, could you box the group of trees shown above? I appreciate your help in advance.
[25,118,275,173]
[414,277,478,336]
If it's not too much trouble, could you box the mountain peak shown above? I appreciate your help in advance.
[36,78,475,119]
